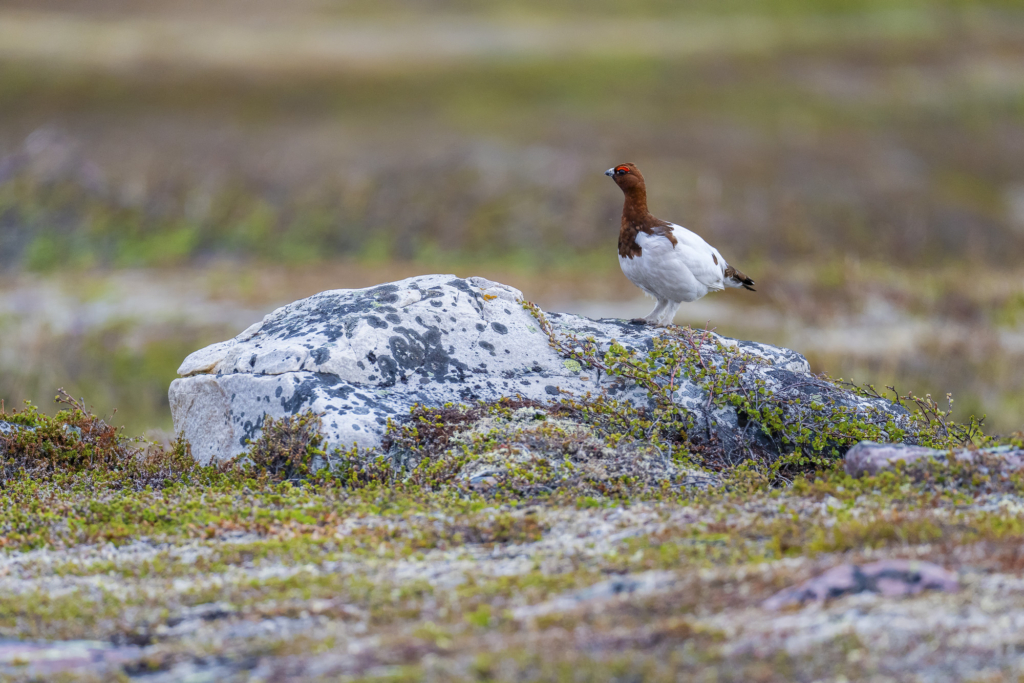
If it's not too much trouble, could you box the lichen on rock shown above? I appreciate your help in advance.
[376,400,718,496]
[169,274,912,473]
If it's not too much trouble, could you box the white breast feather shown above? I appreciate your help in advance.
[618,223,730,304]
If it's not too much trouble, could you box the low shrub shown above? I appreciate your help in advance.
[0,389,199,489]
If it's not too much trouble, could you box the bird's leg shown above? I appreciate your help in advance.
[657,302,682,327]
[631,299,670,325]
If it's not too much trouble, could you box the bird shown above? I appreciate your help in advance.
[605,162,755,326]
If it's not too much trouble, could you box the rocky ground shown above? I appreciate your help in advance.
[0,386,1022,682]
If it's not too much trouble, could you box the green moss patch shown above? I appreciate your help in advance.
[0,385,1022,680]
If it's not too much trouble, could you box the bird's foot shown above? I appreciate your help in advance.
[629,318,649,325]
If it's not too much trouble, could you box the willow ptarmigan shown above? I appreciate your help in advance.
[605,162,755,326]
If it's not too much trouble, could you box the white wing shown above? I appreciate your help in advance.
[665,223,730,290]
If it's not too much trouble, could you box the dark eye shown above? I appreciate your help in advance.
[615,167,628,176]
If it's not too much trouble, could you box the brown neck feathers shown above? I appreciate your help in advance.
[618,183,676,259]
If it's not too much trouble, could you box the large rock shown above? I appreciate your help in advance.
[170,274,907,464]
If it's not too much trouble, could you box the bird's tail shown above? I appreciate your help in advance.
[724,266,756,292]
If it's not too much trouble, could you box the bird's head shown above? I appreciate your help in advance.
[604,162,644,192]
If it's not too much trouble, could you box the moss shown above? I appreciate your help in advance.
[0,387,1022,679]
[562,359,582,374]
[372,398,709,499]
[520,299,1001,481]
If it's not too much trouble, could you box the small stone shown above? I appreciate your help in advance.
[845,441,1024,477]
[763,560,959,610]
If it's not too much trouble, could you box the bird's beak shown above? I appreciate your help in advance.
[604,168,615,177]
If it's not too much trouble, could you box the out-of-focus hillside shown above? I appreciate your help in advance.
[0,0,1022,435]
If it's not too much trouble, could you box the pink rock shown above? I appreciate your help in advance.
[0,639,141,675]
[763,559,959,610]
[844,441,1024,477]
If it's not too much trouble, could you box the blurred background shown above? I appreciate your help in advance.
[1,0,1023,438]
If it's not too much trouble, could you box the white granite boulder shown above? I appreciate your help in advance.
[169,274,908,464]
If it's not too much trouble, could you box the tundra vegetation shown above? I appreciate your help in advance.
[1,0,1023,678]
[0,317,1021,679]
